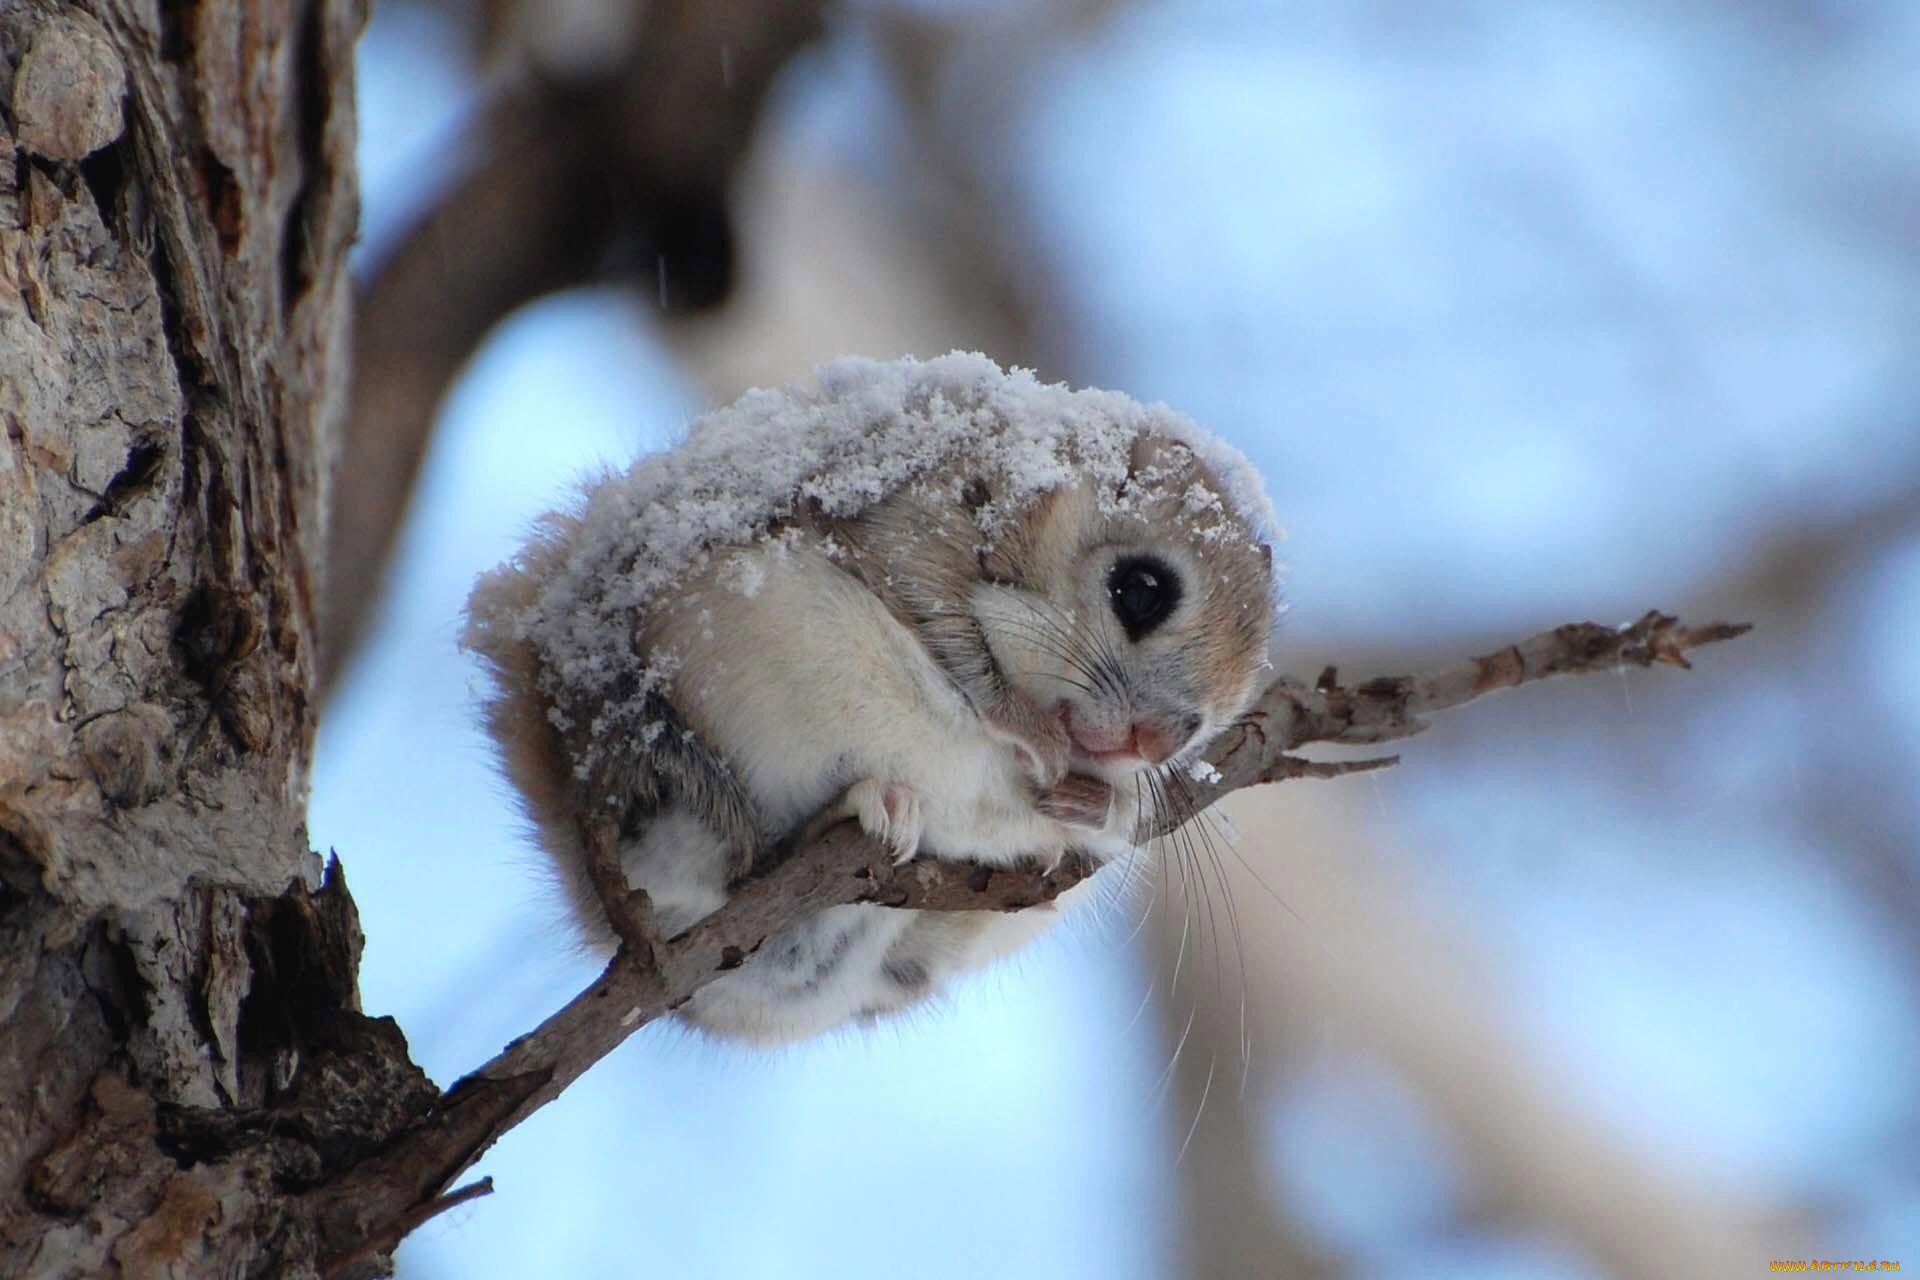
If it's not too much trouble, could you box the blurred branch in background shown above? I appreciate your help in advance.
[321,0,826,698]
[1703,464,1920,975]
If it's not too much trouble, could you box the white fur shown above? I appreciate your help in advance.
[625,536,1137,1043]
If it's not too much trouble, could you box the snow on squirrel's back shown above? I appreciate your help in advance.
[464,351,1277,742]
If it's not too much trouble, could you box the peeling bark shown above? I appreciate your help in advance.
[0,0,379,1274]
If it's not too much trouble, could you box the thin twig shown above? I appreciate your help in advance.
[580,816,662,964]
[319,1177,494,1279]
[310,609,1747,1252]
[1174,610,1751,826]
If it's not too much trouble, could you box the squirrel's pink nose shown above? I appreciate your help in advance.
[1134,714,1204,765]
[1131,722,1175,765]
[1061,705,1200,766]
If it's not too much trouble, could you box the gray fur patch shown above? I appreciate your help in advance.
[882,956,931,992]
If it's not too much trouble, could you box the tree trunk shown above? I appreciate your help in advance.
[0,1,412,1274]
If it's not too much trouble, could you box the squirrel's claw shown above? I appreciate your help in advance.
[838,778,924,864]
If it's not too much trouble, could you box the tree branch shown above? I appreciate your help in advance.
[1174,609,1753,822]
[319,1176,493,1280]
[310,608,1747,1257]
[319,0,828,699]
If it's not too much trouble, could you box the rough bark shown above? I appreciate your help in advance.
[0,0,372,1274]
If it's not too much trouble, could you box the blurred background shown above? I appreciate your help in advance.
[309,1,1920,1275]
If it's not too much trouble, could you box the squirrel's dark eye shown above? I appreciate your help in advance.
[1108,556,1182,641]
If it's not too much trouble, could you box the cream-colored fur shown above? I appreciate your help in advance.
[635,535,1137,1042]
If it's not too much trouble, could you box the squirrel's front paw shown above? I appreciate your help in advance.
[984,693,1072,789]
[840,778,924,864]
[1037,774,1113,833]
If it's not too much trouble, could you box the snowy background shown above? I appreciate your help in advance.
[313,1,1920,1275]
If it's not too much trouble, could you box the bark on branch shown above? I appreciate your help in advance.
[307,608,1748,1261]
[1174,609,1754,818]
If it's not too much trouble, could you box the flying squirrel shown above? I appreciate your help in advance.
[464,353,1280,1044]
